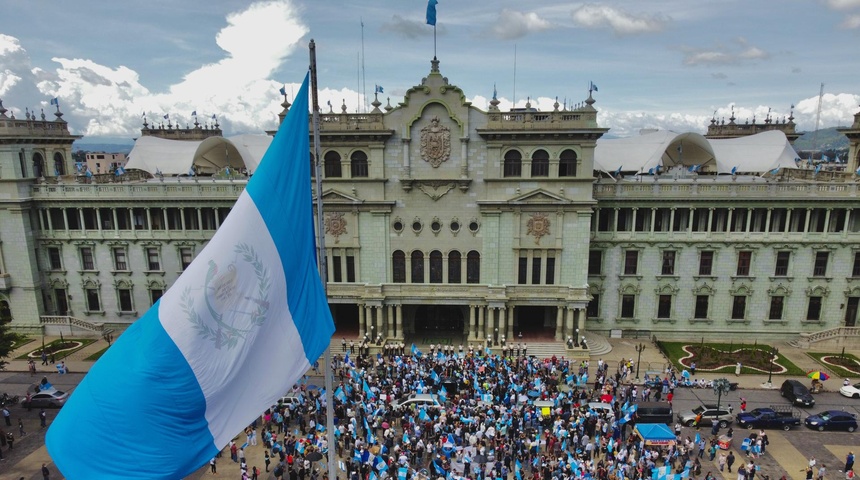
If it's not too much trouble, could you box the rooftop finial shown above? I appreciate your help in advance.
[0,99,7,118]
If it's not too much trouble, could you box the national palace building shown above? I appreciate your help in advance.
[2,58,860,348]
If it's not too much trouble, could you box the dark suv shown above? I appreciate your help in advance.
[780,379,815,407]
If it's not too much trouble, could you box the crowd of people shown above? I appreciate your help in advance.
[220,347,849,480]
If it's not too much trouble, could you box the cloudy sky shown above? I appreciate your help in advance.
[1,0,858,143]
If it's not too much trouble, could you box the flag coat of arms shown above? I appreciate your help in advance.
[46,73,334,479]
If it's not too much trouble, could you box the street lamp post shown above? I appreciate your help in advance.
[495,328,499,346]
[712,378,733,426]
[765,345,779,387]
[635,343,646,381]
[574,328,579,347]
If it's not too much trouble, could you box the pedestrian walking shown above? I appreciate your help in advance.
[2,407,10,427]
[727,451,736,473]
[39,409,47,428]
[847,451,855,473]
[735,362,742,376]
[42,463,50,479]
[18,419,25,437]
[41,350,47,366]
[6,431,14,449]
[719,453,727,472]
[210,457,217,474]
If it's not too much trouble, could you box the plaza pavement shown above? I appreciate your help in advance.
[0,335,856,479]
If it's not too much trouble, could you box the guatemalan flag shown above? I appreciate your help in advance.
[46,73,334,479]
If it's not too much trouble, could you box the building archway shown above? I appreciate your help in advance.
[513,306,556,341]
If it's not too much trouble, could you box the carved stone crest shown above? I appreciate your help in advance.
[416,181,456,201]
[419,116,451,168]
[324,212,348,243]
[526,213,551,245]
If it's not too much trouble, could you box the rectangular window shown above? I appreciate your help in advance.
[545,255,555,285]
[769,296,784,320]
[54,288,68,315]
[774,251,790,276]
[346,255,356,283]
[588,250,602,275]
[807,296,822,321]
[531,257,542,285]
[146,248,160,271]
[657,295,672,319]
[587,294,600,318]
[118,288,133,312]
[621,294,636,318]
[86,288,101,312]
[80,247,95,270]
[332,255,343,282]
[736,251,752,276]
[694,295,709,319]
[113,248,128,271]
[150,289,163,305]
[661,251,676,276]
[623,250,638,275]
[180,248,193,270]
[518,256,528,284]
[731,296,746,320]
[812,251,829,277]
[48,247,62,270]
[854,252,860,277]
[699,251,714,275]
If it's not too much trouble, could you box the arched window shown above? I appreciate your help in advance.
[559,149,577,177]
[350,151,369,178]
[53,152,66,176]
[324,151,342,178]
[32,152,45,178]
[503,150,522,177]
[531,149,549,177]
[0,300,11,323]
[448,250,462,283]
[411,251,424,283]
[392,250,406,283]
[466,250,481,284]
[429,250,443,283]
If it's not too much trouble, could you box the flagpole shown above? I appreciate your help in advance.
[309,39,336,480]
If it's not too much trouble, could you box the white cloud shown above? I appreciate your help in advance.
[0,1,308,136]
[571,4,668,36]
[681,38,770,66]
[794,93,860,130]
[824,0,860,10]
[380,15,437,39]
[841,13,860,28]
[487,9,554,40]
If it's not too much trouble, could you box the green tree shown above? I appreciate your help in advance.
[0,323,16,370]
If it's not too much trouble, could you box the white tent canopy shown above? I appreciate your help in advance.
[594,129,799,175]
[125,135,273,176]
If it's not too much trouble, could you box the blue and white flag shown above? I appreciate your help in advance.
[731,165,738,175]
[279,85,287,96]
[814,164,822,176]
[375,85,384,94]
[426,0,438,25]
[115,166,126,176]
[590,82,598,92]
[399,467,409,480]
[163,113,169,120]
[191,110,197,116]
[614,165,623,176]
[770,166,780,175]
[411,343,422,357]
[46,74,334,479]
[50,97,59,107]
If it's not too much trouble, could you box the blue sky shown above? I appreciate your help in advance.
[1,0,858,143]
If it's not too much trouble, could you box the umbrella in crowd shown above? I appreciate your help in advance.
[807,371,830,381]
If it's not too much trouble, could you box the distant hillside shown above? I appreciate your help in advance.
[794,127,849,152]
[72,143,133,155]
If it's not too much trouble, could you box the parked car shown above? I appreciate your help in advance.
[840,382,860,399]
[736,406,801,431]
[22,389,69,408]
[678,404,733,428]
[780,379,815,407]
[278,393,302,408]
[636,401,674,425]
[804,410,858,432]
[390,393,444,412]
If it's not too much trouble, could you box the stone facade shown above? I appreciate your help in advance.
[1,63,859,343]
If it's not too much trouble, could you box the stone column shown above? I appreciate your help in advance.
[396,304,403,338]
[387,305,395,338]
[477,306,485,343]
[486,307,495,345]
[507,306,514,339]
[358,304,366,338]
[469,305,476,341]
[576,308,586,339]
[557,306,565,340]
[565,307,574,339]
[498,307,506,344]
